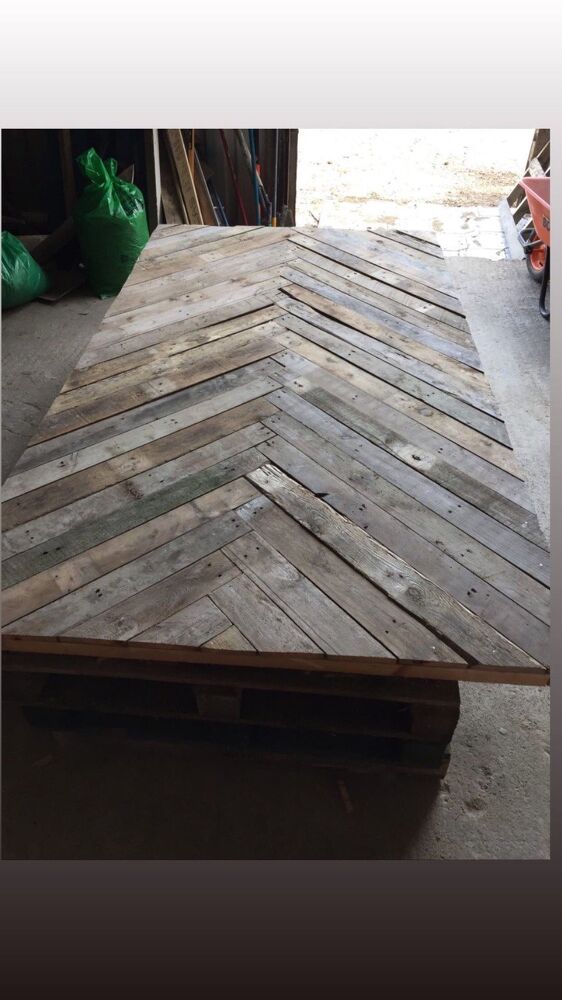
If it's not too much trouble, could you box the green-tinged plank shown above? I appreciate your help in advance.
[4,397,276,529]
[4,511,249,637]
[2,479,257,624]
[2,446,268,588]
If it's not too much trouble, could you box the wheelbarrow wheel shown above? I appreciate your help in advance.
[526,244,546,283]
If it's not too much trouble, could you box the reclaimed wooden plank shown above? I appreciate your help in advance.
[223,531,392,657]
[211,573,320,654]
[236,496,456,662]
[248,464,544,674]
[272,322,519,474]
[256,435,548,660]
[2,479,257,624]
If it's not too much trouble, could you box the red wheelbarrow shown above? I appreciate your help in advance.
[518,176,550,319]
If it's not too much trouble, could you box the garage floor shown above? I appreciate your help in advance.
[1,256,550,859]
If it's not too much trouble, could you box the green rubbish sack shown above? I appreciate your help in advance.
[2,231,49,309]
[73,148,149,298]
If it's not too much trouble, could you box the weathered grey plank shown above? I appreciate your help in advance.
[211,572,320,653]
[270,338,527,500]
[256,433,548,660]
[203,623,256,651]
[12,360,281,478]
[76,294,277,371]
[66,551,240,641]
[32,328,281,443]
[236,497,456,662]
[248,464,543,673]
[127,596,230,646]
[63,306,281,391]
[276,281,498,416]
[287,252,478,362]
[261,404,548,623]
[3,377,278,501]
[280,376,544,546]
[272,308,513,455]
[261,388,548,587]
[288,231,469,332]
[223,531,392,657]
[299,226,457,294]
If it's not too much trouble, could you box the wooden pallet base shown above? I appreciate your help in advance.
[3,653,460,778]
[17,707,452,778]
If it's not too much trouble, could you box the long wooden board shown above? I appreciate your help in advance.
[1,225,550,685]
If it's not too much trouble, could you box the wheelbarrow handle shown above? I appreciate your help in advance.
[539,247,550,320]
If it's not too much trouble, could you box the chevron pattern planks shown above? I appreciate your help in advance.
[1,224,550,685]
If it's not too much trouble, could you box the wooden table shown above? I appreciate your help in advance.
[2,225,550,690]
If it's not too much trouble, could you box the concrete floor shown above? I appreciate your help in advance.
[1,260,550,859]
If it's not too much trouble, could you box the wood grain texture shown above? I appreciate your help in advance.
[2,225,549,685]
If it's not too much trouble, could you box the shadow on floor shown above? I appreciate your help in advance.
[2,705,439,860]
[1,288,111,481]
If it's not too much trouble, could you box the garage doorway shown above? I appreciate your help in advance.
[296,129,533,259]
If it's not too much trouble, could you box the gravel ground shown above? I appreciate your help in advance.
[296,129,534,258]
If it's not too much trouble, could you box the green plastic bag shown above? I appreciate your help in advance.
[2,231,49,309]
[73,148,149,298]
